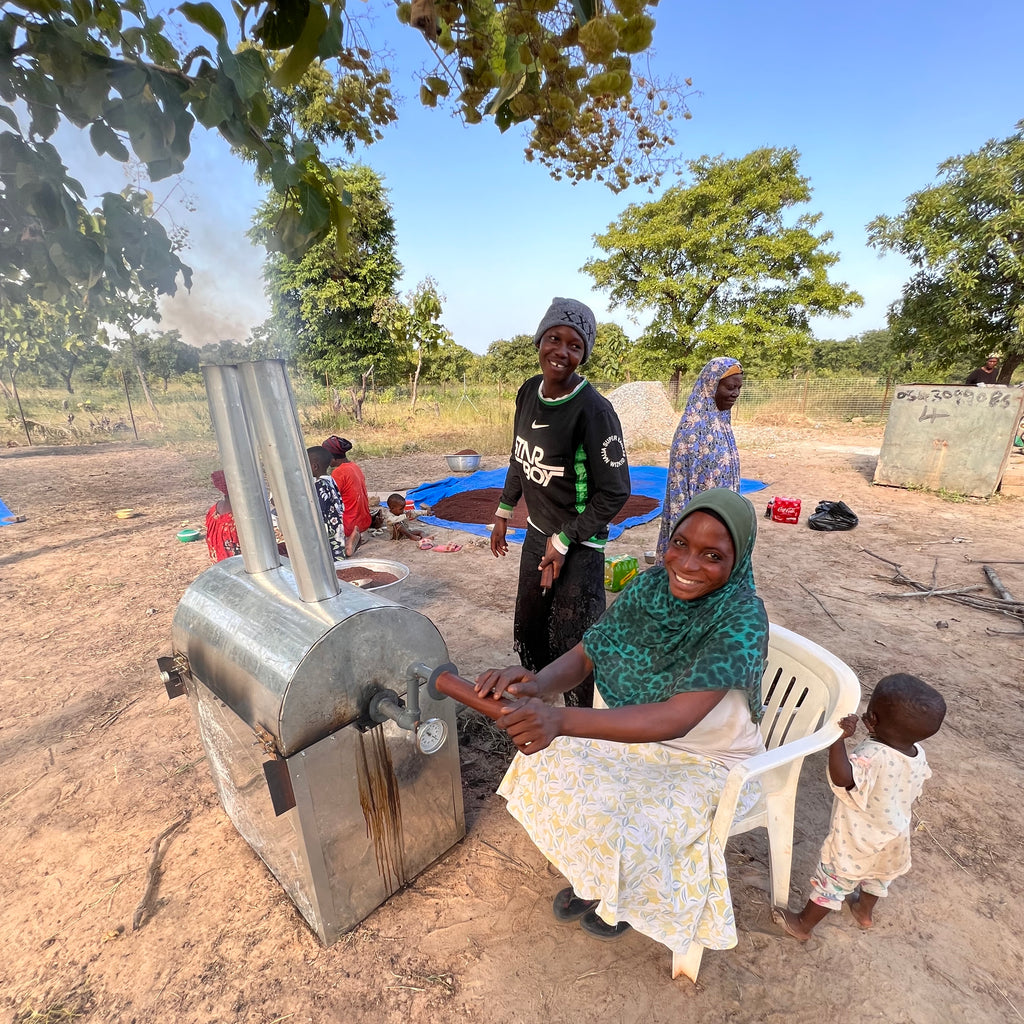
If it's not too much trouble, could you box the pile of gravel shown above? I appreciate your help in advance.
[606,381,680,448]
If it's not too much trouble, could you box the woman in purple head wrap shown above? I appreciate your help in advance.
[656,358,744,563]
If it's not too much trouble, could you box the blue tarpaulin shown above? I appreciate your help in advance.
[1,496,18,525]
[406,467,766,544]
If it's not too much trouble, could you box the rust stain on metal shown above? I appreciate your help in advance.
[356,726,407,889]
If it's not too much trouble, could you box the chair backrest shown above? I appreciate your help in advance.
[760,623,861,750]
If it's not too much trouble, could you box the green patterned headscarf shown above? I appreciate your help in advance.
[582,488,768,721]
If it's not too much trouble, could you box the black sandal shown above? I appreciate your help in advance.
[580,909,631,940]
[552,887,599,923]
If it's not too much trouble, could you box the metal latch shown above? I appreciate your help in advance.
[157,654,192,699]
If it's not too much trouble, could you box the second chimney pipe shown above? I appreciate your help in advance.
[239,360,339,604]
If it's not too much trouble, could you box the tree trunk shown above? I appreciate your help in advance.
[348,387,364,423]
[409,348,423,409]
[348,366,372,422]
[998,352,1021,384]
[135,358,160,418]
[62,353,78,394]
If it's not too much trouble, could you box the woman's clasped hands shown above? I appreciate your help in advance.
[474,666,563,754]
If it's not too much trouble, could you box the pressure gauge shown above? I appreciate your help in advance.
[416,718,448,755]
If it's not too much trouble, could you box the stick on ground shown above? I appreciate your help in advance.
[132,814,188,931]
[798,582,845,631]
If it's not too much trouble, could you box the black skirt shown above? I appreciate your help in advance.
[513,527,606,708]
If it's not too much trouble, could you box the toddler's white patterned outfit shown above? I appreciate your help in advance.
[810,738,931,909]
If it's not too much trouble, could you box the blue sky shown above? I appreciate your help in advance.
[96,0,1024,356]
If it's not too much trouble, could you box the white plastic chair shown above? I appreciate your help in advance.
[671,622,861,982]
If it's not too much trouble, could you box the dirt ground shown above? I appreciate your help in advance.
[1,426,1022,1024]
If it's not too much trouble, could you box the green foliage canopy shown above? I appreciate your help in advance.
[483,333,539,383]
[867,123,1024,382]
[0,0,681,306]
[583,147,863,375]
[251,163,402,384]
[374,277,453,406]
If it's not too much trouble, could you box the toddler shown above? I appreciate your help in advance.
[383,493,429,543]
[775,672,946,940]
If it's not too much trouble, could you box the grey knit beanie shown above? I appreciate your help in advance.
[533,297,597,365]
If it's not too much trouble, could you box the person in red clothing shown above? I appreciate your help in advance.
[322,436,372,557]
[205,470,241,562]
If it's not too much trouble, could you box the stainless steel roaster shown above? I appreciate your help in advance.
[158,360,465,945]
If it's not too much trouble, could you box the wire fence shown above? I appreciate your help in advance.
[727,376,895,423]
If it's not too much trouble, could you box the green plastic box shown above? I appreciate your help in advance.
[604,555,638,592]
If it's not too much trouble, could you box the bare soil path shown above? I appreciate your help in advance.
[1,428,1022,1024]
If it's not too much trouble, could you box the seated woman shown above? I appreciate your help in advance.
[475,487,767,956]
[205,470,240,562]
[323,436,373,557]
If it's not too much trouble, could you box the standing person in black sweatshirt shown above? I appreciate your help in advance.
[491,298,630,707]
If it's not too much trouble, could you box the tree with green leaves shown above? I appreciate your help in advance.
[9,297,98,393]
[583,147,863,376]
[0,299,42,398]
[422,339,479,388]
[0,0,683,305]
[251,163,401,385]
[375,278,453,409]
[483,333,539,384]
[585,321,634,381]
[867,124,1024,383]
[144,329,201,390]
[98,286,163,416]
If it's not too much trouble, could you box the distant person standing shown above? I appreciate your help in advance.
[490,298,630,709]
[966,354,1000,386]
[656,357,744,563]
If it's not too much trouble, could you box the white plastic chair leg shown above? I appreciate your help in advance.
[672,942,704,982]
[764,792,797,907]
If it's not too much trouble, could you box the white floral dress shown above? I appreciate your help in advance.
[498,730,761,952]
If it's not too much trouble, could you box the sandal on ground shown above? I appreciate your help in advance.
[552,887,599,923]
[432,543,462,553]
[418,537,435,550]
[580,909,631,940]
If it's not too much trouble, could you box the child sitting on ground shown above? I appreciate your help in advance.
[775,672,946,941]
[383,493,429,543]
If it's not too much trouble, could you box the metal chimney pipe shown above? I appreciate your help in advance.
[239,360,339,604]
[203,364,281,575]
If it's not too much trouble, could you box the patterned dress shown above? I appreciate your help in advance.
[657,358,742,562]
[314,475,346,561]
[498,489,768,954]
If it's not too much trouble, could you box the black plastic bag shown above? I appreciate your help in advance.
[807,500,859,531]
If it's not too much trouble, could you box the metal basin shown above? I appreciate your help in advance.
[335,557,410,598]
[444,453,481,473]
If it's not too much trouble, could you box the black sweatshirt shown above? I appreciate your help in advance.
[497,376,630,548]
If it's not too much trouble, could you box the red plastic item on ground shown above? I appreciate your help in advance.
[765,497,801,524]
